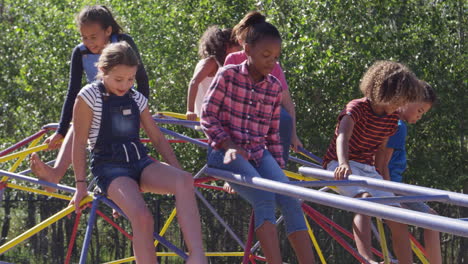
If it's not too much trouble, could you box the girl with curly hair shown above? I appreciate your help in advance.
[185,26,240,120]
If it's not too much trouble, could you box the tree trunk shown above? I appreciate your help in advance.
[0,190,11,245]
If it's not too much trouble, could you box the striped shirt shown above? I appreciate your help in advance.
[323,98,399,168]
[78,82,147,149]
[201,62,284,168]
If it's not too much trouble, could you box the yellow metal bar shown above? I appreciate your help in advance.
[304,215,327,264]
[153,208,177,247]
[9,136,43,172]
[1,137,45,182]
[283,170,339,192]
[376,218,390,264]
[157,111,197,121]
[103,252,246,264]
[0,144,48,164]
[0,195,93,254]
[6,183,71,201]
[411,240,429,264]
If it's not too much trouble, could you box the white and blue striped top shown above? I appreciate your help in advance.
[77,82,148,149]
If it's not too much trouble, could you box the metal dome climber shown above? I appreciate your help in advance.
[0,112,467,263]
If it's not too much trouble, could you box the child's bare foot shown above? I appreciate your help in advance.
[30,153,59,192]
[186,253,207,264]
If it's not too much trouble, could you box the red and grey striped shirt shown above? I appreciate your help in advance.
[323,98,399,168]
[201,62,284,168]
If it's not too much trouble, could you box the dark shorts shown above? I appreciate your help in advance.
[92,156,154,194]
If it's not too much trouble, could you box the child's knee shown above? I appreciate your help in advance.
[130,207,154,228]
[176,171,194,190]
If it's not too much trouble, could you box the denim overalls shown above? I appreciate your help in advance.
[79,35,119,83]
[91,82,152,194]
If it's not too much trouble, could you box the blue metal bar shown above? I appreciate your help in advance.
[361,195,449,204]
[79,196,100,264]
[205,167,468,237]
[289,156,322,168]
[298,146,323,164]
[299,167,468,208]
[159,127,208,149]
[153,233,188,260]
[0,169,76,193]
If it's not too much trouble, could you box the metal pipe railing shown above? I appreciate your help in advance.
[205,167,468,237]
[299,167,468,208]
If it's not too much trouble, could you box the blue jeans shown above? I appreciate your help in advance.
[279,107,293,164]
[207,148,307,234]
[92,156,153,194]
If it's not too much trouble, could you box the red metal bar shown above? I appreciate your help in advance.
[194,183,225,192]
[194,177,216,184]
[242,211,255,264]
[302,204,370,264]
[0,129,47,157]
[303,203,385,259]
[96,210,133,240]
[410,234,428,256]
[65,212,82,264]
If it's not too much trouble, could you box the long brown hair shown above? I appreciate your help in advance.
[96,41,139,78]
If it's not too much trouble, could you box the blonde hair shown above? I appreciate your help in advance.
[96,41,139,79]
[360,61,423,106]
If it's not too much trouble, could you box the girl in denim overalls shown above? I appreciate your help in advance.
[30,5,149,193]
[70,42,207,264]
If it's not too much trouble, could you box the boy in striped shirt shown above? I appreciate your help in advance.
[323,61,424,264]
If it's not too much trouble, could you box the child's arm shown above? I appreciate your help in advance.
[70,97,93,213]
[186,58,218,120]
[121,35,150,99]
[51,47,84,149]
[335,115,355,180]
[375,138,393,181]
[281,89,302,151]
[265,92,285,168]
[140,107,182,169]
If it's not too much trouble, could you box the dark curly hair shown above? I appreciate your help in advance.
[198,26,238,65]
[360,61,424,106]
[419,80,437,104]
[232,11,281,46]
[76,5,123,35]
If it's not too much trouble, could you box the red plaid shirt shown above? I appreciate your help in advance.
[201,62,284,168]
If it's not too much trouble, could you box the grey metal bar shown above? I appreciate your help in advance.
[205,167,468,237]
[194,189,246,249]
[299,167,468,208]
[289,180,368,187]
[360,195,449,204]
